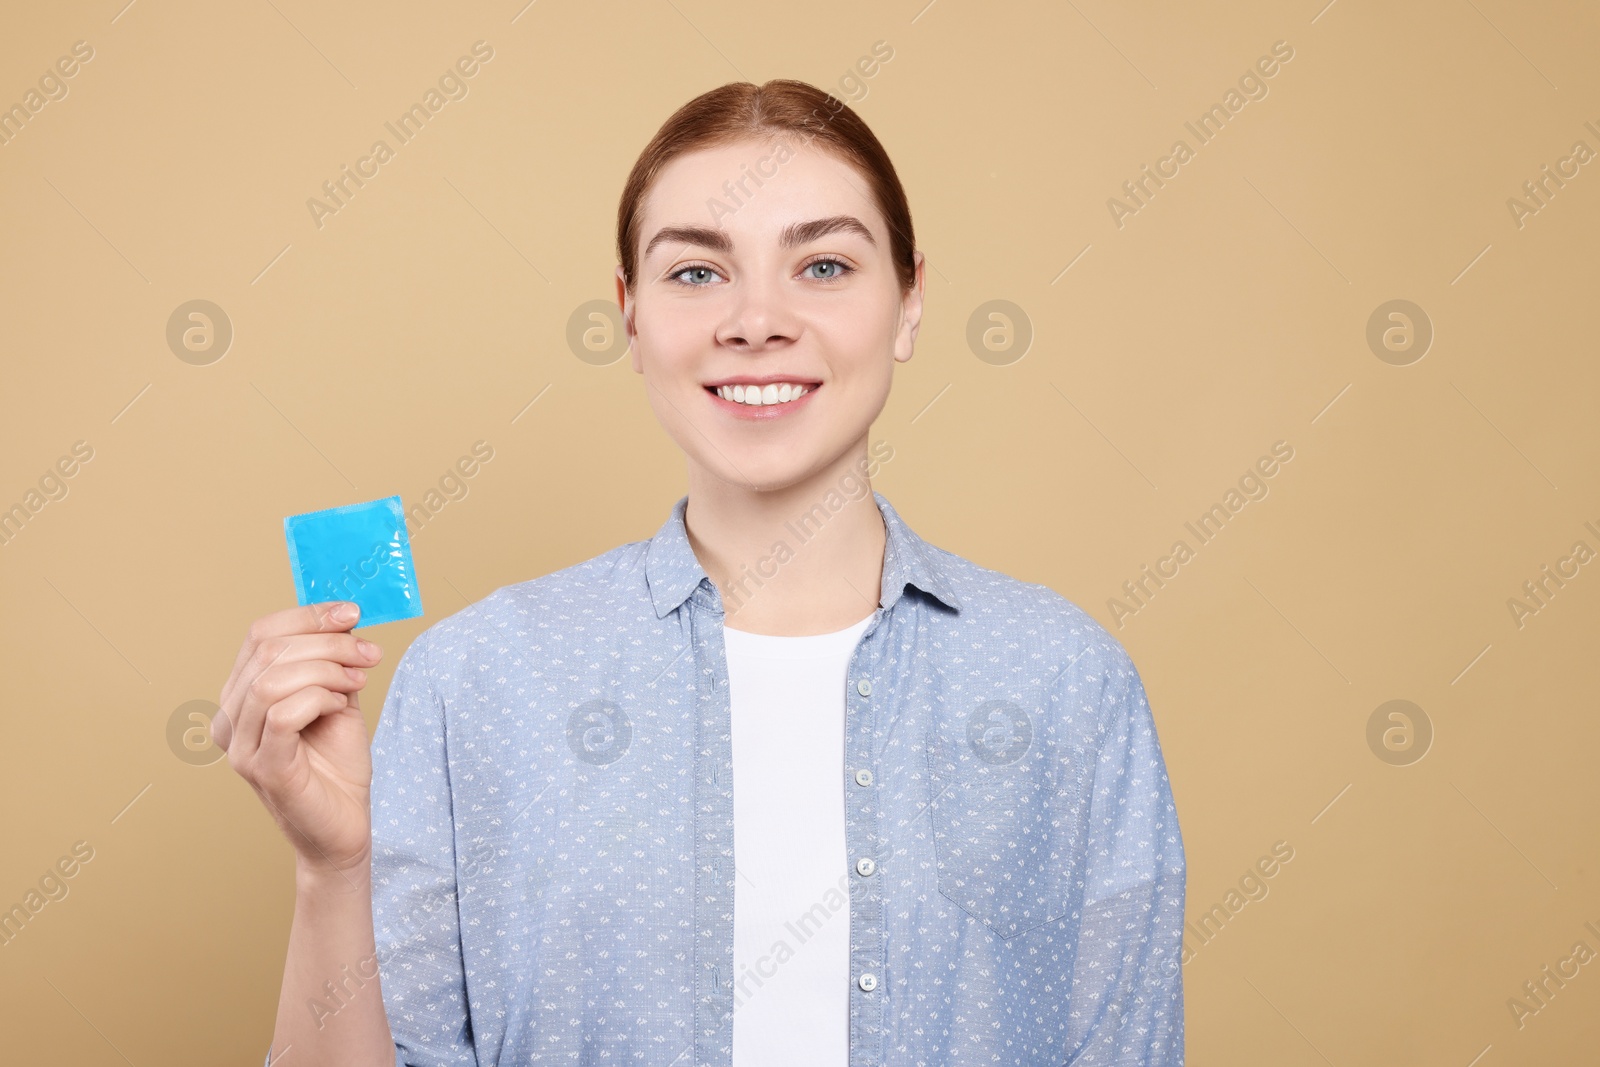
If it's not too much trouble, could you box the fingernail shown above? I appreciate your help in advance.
[356,639,379,659]
[345,667,366,682]
[332,602,358,623]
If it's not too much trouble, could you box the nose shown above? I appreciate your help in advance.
[714,273,799,352]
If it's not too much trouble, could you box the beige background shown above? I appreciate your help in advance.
[2,0,1597,1062]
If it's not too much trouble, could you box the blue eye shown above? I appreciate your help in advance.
[672,265,720,286]
[804,258,853,280]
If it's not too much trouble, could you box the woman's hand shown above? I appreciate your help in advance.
[212,601,383,880]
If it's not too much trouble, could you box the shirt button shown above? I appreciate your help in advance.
[855,857,876,877]
[856,678,872,696]
[854,768,873,787]
[858,972,878,992]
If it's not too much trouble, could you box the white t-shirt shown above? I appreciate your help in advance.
[725,611,875,1067]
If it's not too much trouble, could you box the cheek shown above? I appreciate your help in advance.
[812,326,895,418]
[636,322,719,430]
[636,301,711,359]
[813,293,898,364]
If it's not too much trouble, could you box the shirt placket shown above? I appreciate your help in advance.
[688,581,736,1065]
[845,607,888,1066]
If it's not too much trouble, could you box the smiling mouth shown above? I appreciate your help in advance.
[704,382,819,407]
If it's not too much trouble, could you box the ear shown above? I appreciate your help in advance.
[893,251,926,365]
[615,265,642,374]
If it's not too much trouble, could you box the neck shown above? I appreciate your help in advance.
[682,445,885,636]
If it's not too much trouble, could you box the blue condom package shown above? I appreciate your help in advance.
[283,495,423,629]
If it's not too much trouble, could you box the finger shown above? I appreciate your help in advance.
[218,635,302,752]
[210,703,232,751]
[253,684,356,780]
[221,602,362,712]
[229,659,369,767]
[234,633,378,736]
[221,602,361,705]
[245,631,383,679]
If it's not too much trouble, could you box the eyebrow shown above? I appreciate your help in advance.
[642,214,878,262]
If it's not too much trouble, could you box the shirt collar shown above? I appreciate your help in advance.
[644,490,963,620]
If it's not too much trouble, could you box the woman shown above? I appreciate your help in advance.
[217,78,1186,1066]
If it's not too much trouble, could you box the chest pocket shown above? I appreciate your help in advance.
[925,696,1096,939]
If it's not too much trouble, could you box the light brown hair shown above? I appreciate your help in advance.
[616,79,916,294]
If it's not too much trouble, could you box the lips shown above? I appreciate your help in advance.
[703,380,820,419]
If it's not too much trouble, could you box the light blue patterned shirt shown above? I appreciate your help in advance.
[273,490,1185,1065]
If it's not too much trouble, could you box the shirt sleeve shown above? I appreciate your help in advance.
[1063,642,1187,1066]
[368,629,480,1067]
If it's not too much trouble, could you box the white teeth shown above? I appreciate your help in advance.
[716,383,812,406]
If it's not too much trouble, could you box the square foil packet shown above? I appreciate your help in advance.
[283,495,423,629]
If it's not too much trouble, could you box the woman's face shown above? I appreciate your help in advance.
[617,137,924,494]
